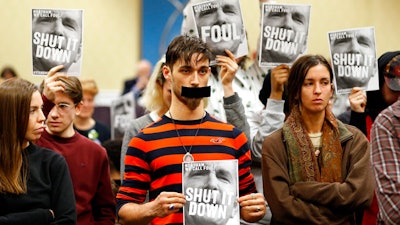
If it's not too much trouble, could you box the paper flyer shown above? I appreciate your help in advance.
[191,0,248,65]
[259,3,311,68]
[110,92,136,139]
[32,8,83,76]
[182,159,239,225]
[328,27,378,94]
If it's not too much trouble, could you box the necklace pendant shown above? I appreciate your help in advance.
[183,152,194,162]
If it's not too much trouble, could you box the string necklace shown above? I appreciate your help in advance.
[169,111,204,162]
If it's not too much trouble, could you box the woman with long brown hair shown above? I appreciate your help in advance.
[0,78,76,224]
[262,55,374,224]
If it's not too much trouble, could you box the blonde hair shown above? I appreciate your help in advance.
[142,58,166,113]
[79,78,99,96]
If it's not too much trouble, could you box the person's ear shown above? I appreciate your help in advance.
[75,101,83,115]
[162,65,171,81]
[73,44,83,63]
[300,36,308,54]
[230,199,239,219]
[240,25,246,43]
[371,61,378,78]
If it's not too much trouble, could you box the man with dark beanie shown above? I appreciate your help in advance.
[369,51,400,224]
[344,50,400,225]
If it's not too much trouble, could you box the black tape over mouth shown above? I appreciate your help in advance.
[181,86,211,98]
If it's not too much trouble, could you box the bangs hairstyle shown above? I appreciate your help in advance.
[0,78,38,194]
[165,35,212,69]
[287,54,333,109]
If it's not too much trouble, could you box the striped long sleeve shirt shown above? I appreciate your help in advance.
[116,112,256,225]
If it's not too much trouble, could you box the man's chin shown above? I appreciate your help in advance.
[36,60,69,72]
[209,44,237,56]
[269,51,298,63]
[186,99,202,110]
[46,127,64,135]
[191,216,226,225]
[347,79,370,87]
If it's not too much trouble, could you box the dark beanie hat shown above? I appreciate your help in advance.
[259,71,272,106]
[378,51,400,91]
[259,70,289,113]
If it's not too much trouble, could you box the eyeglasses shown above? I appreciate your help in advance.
[52,103,75,114]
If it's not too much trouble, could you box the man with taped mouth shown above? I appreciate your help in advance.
[116,35,266,225]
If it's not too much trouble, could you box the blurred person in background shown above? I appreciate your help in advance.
[1,66,18,80]
[74,78,111,145]
[122,59,153,118]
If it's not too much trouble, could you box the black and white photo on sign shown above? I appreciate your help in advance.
[32,8,83,76]
[182,159,239,225]
[110,92,136,139]
[328,27,378,94]
[191,0,248,64]
[259,3,311,68]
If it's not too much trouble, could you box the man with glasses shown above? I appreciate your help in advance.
[36,65,116,225]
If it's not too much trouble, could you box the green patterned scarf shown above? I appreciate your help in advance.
[283,106,343,184]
